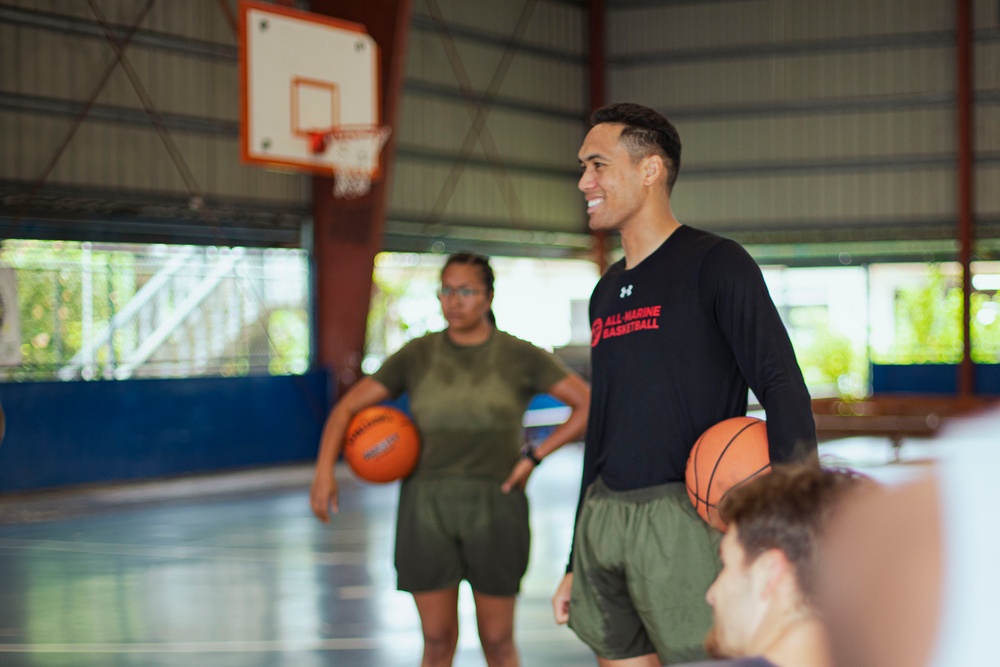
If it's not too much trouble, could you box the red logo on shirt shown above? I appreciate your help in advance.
[591,318,603,348]
[592,305,662,347]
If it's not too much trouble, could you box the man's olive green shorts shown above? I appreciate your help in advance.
[395,477,530,596]
[568,477,722,664]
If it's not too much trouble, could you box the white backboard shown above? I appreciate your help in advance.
[240,1,380,175]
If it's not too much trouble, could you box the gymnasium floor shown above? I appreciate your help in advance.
[0,406,996,667]
[0,447,592,667]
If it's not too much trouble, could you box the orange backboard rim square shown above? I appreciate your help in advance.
[238,0,383,177]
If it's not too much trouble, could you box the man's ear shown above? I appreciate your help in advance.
[641,155,664,186]
[749,548,793,598]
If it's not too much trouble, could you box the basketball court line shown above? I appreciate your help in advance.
[0,637,399,653]
[0,626,579,654]
[0,537,371,566]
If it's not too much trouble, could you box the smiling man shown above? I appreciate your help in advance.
[551,103,818,666]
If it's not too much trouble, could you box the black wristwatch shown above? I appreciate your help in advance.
[523,448,543,466]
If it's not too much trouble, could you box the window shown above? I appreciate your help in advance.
[1,240,310,381]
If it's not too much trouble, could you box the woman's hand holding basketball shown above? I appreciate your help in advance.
[310,471,340,523]
[501,458,535,493]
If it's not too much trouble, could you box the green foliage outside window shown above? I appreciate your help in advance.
[888,267,962,363]
[365,273,410,362]
[971,291,1000,362]
[788,305,868,399]
[876,265,1000,364]
[268,309,310,375]
[2,241,138,379]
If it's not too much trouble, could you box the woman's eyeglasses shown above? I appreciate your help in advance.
[438,287,485,299]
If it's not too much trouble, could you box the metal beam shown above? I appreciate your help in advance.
[609,30,955,67]
[409,13,583,64]
[0,5,236,60]
[403,80,584,119]
[0,92,239,136]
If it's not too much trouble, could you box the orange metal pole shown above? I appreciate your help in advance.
[957,0,974,396]
[310,0,412,399]
[588,0,608,274]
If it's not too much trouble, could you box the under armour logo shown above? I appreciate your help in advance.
[620,285,633,298]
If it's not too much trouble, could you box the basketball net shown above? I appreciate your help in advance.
[310,125,391,199]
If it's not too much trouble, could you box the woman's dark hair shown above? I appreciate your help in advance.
[442,252,497,326]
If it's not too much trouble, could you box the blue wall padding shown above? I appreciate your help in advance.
[0,371,330,493]
[871,363,1000,395]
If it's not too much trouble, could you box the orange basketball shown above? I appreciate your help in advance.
[685,416,771,531]
[343,406,421,483]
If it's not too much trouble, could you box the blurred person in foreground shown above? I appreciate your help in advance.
[678,464,869,667]
[819,436,1000,667]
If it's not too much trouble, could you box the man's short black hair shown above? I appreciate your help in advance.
[591,103,682,192]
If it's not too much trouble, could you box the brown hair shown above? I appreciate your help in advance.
[720,463,869,603]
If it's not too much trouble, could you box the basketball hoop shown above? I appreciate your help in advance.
[310,125,391,199]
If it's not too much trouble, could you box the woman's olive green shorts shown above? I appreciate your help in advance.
[568,477,722,664]
[395,477,530,596]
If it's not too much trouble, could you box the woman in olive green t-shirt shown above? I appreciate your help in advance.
[310,252,590,667]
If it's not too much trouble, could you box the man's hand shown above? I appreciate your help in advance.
[310,472,339,523]
[552,572,573,624]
